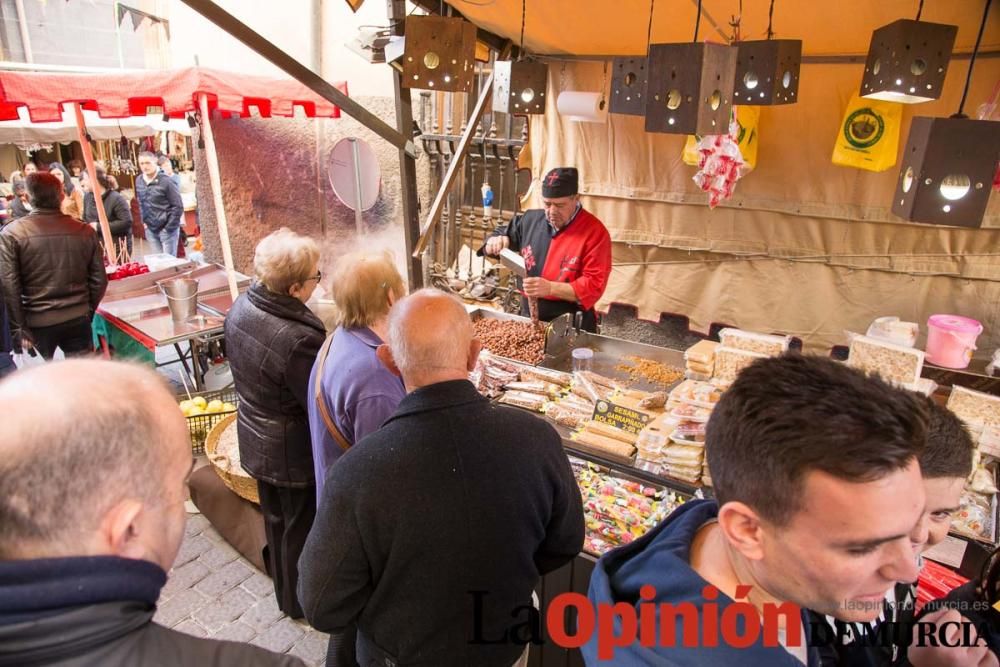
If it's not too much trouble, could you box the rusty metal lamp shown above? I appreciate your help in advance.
[401,15,477,92]
[492,0,548,114]
[860,1,958,104]
[891,0,1000,228]
[733,0,802,106]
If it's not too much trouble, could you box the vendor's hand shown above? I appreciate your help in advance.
[484,235,510,257]
[522,277,552,298]
[909,608,998,667]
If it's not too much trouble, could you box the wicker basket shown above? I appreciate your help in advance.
[181,388,239,455]
[204,414,260,505]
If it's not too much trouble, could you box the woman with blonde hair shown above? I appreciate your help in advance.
[224,228,325,619]
[308,251,406,501]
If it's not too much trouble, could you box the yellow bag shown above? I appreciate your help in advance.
[683,135,700,166]
[734,105,759,169]
[682,106,760,168]
[831,94,903,172]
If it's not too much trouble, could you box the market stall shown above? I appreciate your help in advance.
[0,66,349,297]
[0,66,349,382]
[463,303,1000,665]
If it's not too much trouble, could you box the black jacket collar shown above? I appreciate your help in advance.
[247,281,325,335]
[385,379,485,423]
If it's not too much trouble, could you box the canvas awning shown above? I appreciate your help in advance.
[0,106,191,148]
[0,66,347,122]
[449,0,1000,56]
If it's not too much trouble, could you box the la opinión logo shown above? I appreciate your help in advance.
[470,587,995,661]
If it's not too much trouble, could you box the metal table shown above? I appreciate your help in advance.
[96,264,249,390]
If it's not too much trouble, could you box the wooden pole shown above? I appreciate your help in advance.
[71,103,116,262]
[197,93,240,302]
[411,43,511,259]
[388,0,424,290]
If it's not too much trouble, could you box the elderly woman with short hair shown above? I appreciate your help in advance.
[224,228,325,619]
[308,251,406,502]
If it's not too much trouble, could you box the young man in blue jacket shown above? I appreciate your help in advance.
[584,355,933,666]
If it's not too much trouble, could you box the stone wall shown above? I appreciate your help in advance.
[195,94,430,289]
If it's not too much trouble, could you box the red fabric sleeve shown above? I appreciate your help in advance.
[569,222,612,311]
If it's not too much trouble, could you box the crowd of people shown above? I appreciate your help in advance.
[0,168,999,666]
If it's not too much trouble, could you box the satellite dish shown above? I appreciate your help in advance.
[328,137,380,212]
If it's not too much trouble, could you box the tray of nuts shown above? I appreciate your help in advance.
[469,308,547,366]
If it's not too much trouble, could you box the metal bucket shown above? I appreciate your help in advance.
[161,278,199,322]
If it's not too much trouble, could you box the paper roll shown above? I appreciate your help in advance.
[557,91,608,123]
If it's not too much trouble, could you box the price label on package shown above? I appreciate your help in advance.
[593,400,650,435]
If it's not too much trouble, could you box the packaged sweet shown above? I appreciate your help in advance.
[866,316,920,348]
[715,347,769,383]
[572,372,605,403]
[580,420,639,445]
[571,430,636,461]
[980,426,1000,460]
[498,391,547,411]
[543,402,591,429]
[519,366,573,388]
[718,328,791,357]
[578,370,624,392]
[684,340,720,365]
[673,420,707,438]
[947,386,1000,428]
[669,380,723,408]
[669,403,713,423]
[661,443,704,465]
[685,369,714,382]
[952,491,994,541]
[847,334,924,387]
[686,359,714,376]
[969,465,999,495]
[503,381,562,397]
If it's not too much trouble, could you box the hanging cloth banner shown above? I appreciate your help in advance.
[344,0,365,11]
[831,94,902,173]
[116,3,170,39]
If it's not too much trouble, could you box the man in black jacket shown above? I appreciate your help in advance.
[0,172,107,359]
[136,151,183,257]
[299,288,585,667]
[83,167,134,260]
[0,360,303,666]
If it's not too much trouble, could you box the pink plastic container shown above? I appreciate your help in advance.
[925,315,983,369]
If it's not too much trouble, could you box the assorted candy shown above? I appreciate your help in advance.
[570,456,686,555]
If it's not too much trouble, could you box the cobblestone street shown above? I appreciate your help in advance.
[155,512,328,666]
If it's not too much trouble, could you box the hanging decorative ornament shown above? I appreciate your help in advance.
[692,111,749,209]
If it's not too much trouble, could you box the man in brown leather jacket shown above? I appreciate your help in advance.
[0,172,107,359]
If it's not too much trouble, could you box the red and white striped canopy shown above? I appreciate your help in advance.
[0,67,347,122]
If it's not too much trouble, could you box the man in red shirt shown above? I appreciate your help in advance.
[482,167,612,332]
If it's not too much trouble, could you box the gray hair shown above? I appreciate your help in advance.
[387,288,471,376]
[0,361,178,558]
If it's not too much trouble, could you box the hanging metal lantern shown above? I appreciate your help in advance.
[860,19,957,104]
[892,117,1000,228]
[401,15,477,92]
[733,39,802,105]
[644,42,737,135]
[493,60,548,114]
[609,56,648,116]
